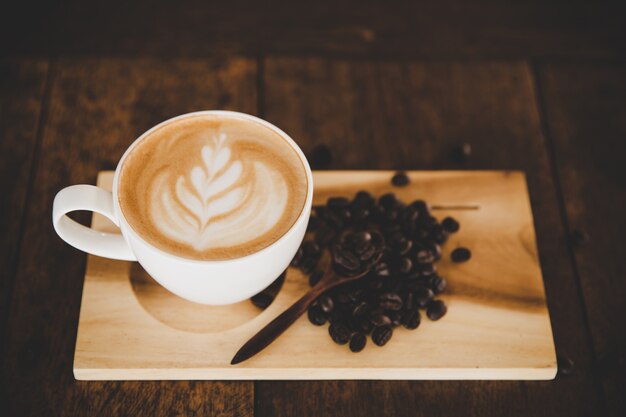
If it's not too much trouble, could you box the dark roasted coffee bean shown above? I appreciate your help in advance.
[421,215,438,230]
[404,291,415,310]
[308,305,327,325]
[303,241,321,257]
[430,225,449,244]
[397,257,413,274]
[306,215,321,232]
[368,279,384,290]
[300,256,318,274]
[370,312,392,327]
[557,355,575,376]
[389,311,403,327]
[349,230,372,244]
[315,224,336,247]
[329,322,352,345]
[347,288,366,302]
[358,244,376,261]
[396,239,413,256]
[327,196,350,209]
[309,144,333,168]
[426,299,447,321]
[414,286,434,307]
[349,332,367,352]
[332,245,361,272]
[383,208,399,222]
[328,309,343,323]
[319,294,335,313]
[442,216,460,233]
[372,325,393,346]
[403,271,420,281]
[336,290,352,304]
[401,207,419,232]
[415,249,435,265]
[427,242,442,261]
[352,190,374,208]
[290,247,304,267]
[251,293,273,309]
[309,270,324,287]
[451,247,471,262]
[359,318,374,334]
[378,292,403,311]
[352,207,371,223]
[351,301,370,317]
[402,308,421,329]
[324,210,345,229]
[374,262,391,278]
[378,193,397,209]
[429,275,447,294]
[391,171,410,187]
[409,199,430,215]
[417,262,437,277]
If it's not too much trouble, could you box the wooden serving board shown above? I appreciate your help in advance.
[74,171,557,380]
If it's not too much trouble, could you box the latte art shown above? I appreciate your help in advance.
[118,114,308,260]
[152,134,288,250]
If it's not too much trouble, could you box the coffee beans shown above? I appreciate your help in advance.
[250,271,286,310]
[402,308,421,329]
[329,322,352,345]
[426,299,447,321]
[442,217,460,233]
[291,187,469,352]
[308,305,327,325]
[391,171,410,187]
[451,247,471,262]
[372,325,393,346]
[349,332,367,352]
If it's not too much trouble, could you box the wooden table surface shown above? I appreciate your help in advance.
[1,1,625,416]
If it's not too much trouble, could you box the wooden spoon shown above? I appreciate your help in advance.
[231,256,379,365]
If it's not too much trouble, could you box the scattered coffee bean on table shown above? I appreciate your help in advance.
[372,325,393,346]
[349,332,367,352]
[329,322,352,345]
[426,299,447,321]
[391,171,410,187]
[250,270,286,310]
[295,181,470,352]
[451,247,471,262]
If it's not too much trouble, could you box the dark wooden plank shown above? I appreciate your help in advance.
[539,63,626,417]
[257,58,604,416]
[0,59,49,345]
[1,58,256,417]
[1,0,625,59]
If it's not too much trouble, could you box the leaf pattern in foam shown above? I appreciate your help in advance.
[150,132,288,251]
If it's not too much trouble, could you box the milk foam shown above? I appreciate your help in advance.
[118,114,307,261]
[151,133,288,250]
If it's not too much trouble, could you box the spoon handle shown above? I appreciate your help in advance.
[231,283,326,365]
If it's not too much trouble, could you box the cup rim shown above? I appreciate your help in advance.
[112,110,313,265]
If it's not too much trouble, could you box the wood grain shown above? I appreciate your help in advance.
[74,170,555,380]
[258,58,604,416]
[539,63,626,417]
[2,0,625,59]
[0,59,49,358]
[1,58,256,417]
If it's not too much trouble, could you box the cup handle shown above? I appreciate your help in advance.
[52,185,137,261]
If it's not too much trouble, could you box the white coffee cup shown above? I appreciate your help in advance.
[52,111,313,305]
